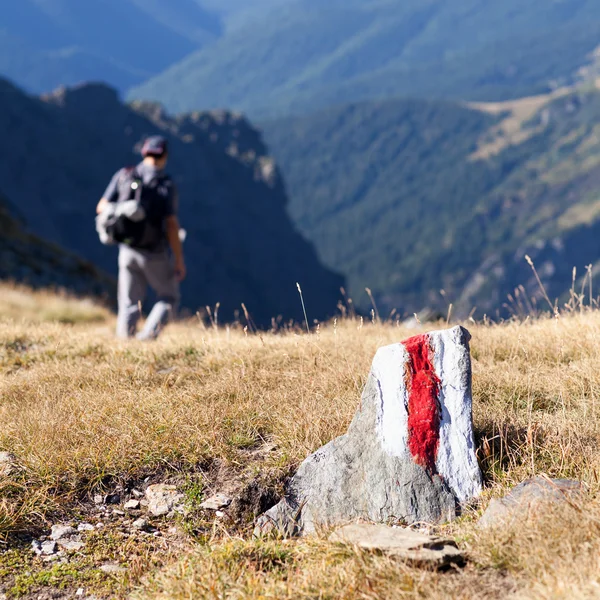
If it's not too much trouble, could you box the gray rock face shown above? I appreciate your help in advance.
[329,523,463,567]
[479,477,584,528]
[256,327,482,536]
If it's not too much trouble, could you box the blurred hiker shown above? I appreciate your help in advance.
[96,136,186,340]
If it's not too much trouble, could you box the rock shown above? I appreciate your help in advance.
[0,452,17,476]
[40,540,58,555]
[479,477,584,528]
[50,524,76,540]
[105,493,121,505]
[145,484,184,517]
[132,518,149,531]
[93,494,104,505]
[132,489,143,498]
[58,539,85,552]
[200,493,232,510]
[256,326,482,536]
[124,499,140,511]
[77,523,95,532]
[112,509,125,516]
[329,523,463,568]
[99,563,127,574]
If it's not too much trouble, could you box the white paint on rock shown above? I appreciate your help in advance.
[372,326,482,504]
[431,327,482,503]
[372,343,409,457]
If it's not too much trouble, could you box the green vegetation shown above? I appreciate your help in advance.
[130,0,600,118]
[261,89,600,317]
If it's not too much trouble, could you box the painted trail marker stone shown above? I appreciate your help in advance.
[256,326,482,536]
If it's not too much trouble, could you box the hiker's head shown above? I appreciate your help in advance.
[141,136,168,168]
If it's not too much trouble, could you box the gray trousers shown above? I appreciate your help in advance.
[117,245,180,340]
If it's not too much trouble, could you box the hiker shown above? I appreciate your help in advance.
[96,136,186,340]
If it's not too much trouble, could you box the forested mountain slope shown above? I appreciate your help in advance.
[261,89,600,317]
[131,0,600,118]
[0,0,221,93]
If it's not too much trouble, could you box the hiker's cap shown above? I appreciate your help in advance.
[141,136,168,157]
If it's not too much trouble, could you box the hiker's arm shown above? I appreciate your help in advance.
[166,216,186,282]
[96,197,109,214]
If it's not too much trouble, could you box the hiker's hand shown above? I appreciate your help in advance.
[175,259,186,282]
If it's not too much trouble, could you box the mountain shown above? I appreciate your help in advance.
[130,0,600,118]
[0,193,114,299]
[259,87,600,318]
[0,78,343,325]
[0,0,222,93]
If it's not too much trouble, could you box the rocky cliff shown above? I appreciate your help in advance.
[0,192,114,298]
[0,79,343,325]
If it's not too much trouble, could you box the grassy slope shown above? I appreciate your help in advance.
[130,0,600,117]
[2,288,600,597]
[260,87,600,316]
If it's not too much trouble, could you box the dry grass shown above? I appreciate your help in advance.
[3,289,600,597]
[468,88,570,160]
[0,283,110,324]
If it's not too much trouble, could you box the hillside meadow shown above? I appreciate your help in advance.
[1,286,600,598]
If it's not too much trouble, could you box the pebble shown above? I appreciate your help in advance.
[132,489,143,498]
[76,589,84,597]
[96,522,104,529]
[58,539,85,552]
[216,510,225,518]
[50,524,76,540]
[78,523,95,532]
[112,509,126,516]
[93,494,104,505]
[132,518,148,531]
[200,493,232,511]
[0,452,17,476]
[99,563,127,574]
[40,540,58,555]
[124,499,140,510]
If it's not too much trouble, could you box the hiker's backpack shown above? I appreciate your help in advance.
[97,167,172,249]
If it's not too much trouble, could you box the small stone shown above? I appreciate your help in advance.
[0,452,17,476]
[96,522,104,529]
[77,523,95,532]
[99,563,127,574]
[93,494,104,505]
[145,484,184,517]
[40,540,58,555]
[112,509,125,516]
[106,493,121,505]
[50,524,76,540]
[76,589,84,597]
[216,510,225,518]
[124,499,140,511]
[479,477,584,528]
[329,523,463,568]
[200,493,232,511]
[153,531,162,537]
[58,539,85,552]
[31,540,42,555]
[132,518,148,531]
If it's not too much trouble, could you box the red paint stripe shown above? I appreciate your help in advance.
[402,334,441,473]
